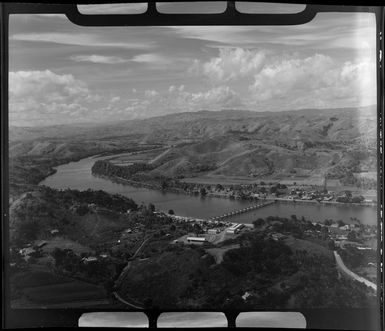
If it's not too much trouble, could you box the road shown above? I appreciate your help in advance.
[113,236,151,308]
[113,291,144,309]
[334,251,377,291]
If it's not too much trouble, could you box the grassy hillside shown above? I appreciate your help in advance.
[9,105,377,196]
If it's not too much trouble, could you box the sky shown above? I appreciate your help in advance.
[9,3,377,126]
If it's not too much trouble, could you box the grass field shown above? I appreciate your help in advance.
[12,269,109,307]
[41,237,92,255]
[12,270,72,288]
[24,281,108,304]
[206,244,240,264]
[108,148,168,165]
[283,236,334,260]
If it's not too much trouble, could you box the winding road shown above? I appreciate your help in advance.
[334,251,377,291]
[113,236,152,309]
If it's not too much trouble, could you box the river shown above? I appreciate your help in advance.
[39,155,377,225]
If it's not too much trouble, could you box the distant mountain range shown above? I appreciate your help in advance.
[9,105,377,188]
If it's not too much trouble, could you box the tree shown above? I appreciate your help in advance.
[148,203,155,213]
[51,248,67,267]
[200,187,207,196]
[253,218,265,228]
[347,231,358,241]
[259,187,267,194]
[168,209,175,215]
[351,195,364,203]
[337,220,345,227]
[193,223,203,237]
[19,220,40,241]
[327,240,336,250]
[324,219,332,226]
[216,184,224,191]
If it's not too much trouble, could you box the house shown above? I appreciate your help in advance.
[242,291,251,301]
[271,233,287,241]
[186,237,206,243]
[82,256,98,263]
[50,229,59,235]
[339,225,350,231]
[19,247,36,261]
[208,228,220,235]
[35,240,47,248]
[226,223,244,234]
[19,247,35,256]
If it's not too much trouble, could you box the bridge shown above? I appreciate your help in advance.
[209,200,275,222]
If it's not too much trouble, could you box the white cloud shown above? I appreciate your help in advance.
[70,55,129,64]
[168,84,185,93]
[188,86,243,109]
[192,48,266,83]
[248,54,376,110]
[168,26,259,46]
[131,53,169,64]
[111,96,121,103]
[11,32,153,50]
[144,89,159,97]
[9,70,100,126]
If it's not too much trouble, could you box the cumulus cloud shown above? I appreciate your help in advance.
[188,86,243,109]
[144,89,159,97]
[70,55,129,64]
[131,53,169,65]
[9,70,99,126]
[110,96,121,103]
[248,53,376,110]
[191,48,266,83]
[168,84,185,93]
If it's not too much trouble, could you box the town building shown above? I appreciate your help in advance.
[207,228,220,235]
[186,237,206,243]
[226,223,244,234]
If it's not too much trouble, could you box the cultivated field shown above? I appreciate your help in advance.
[11,269,110,308]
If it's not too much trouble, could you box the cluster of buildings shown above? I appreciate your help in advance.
[287,188,334,201]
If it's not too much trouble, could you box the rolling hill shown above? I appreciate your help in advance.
[9,105,377,190]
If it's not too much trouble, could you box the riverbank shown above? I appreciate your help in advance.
[95,173,377,209]
[40,155,379,225]
[265,197,377,207]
